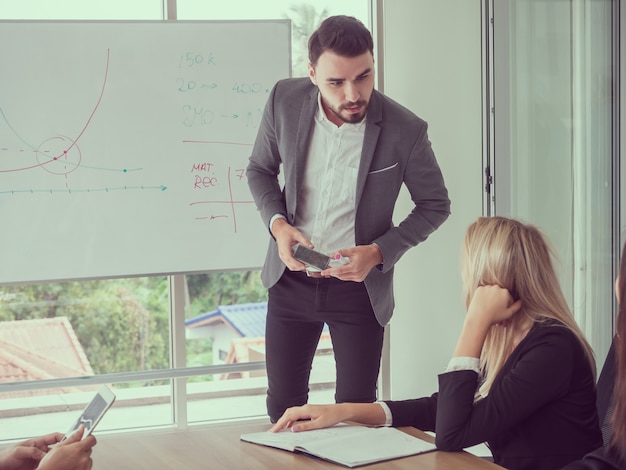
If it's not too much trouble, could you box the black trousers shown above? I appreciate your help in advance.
[265,269,385,423]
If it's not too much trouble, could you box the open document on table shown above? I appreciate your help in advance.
[240,423,437,468]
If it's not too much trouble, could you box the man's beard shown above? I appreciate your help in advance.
[325,98,368,124]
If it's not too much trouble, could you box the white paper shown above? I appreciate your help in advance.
[240,424,436,467]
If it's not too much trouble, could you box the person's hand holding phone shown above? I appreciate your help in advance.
[320,244,381,282]
[38,425,96,470]
[0,432,62,470]
[62,385,115,442]
[292,244,331,271]
[270,218,315,272]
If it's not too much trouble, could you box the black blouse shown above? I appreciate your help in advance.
[385,321,603,470]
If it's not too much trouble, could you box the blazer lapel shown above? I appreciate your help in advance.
[294,87,319,190]
[356,91,383,205]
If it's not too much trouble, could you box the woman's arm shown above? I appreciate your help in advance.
[269,402,386,432]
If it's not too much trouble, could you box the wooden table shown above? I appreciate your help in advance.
[92,420,505,469]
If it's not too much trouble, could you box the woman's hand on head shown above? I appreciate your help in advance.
[269,404,348,433]
[454,285,523,358]
[467,285,522,327]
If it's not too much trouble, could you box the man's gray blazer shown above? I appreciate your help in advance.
[247,78,451,326]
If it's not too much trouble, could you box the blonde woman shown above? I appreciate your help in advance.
[270,217,602,470]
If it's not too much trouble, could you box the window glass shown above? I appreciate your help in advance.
[495,0,615,363]
[0,0,163,19]
[184,271,266,373]
[0,278,171,439]
[0,380,172,441]
[0,277,170,377]
[183,272,335,422]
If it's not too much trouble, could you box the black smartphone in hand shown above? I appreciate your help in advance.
[292,244,331,271]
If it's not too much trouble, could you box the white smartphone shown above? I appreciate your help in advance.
[62,385,116,441]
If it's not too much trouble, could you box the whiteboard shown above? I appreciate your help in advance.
[0,20,290,284]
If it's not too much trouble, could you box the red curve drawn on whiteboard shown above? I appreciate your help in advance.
[0,48,110,173]
[67,48,110,153]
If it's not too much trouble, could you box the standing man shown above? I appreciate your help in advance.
[247,15,450,423]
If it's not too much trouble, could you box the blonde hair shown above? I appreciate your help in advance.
[461,217,596,396]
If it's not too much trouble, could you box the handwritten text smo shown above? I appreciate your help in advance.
[182,105,262,129]
[176,50,266,129]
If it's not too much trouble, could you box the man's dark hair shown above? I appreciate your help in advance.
[308,15,374,67]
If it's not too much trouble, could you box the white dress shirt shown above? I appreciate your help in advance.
[272,92,365,256]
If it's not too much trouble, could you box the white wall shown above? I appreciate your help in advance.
[381,0,484,399]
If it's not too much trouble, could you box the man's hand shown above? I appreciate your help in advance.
[271,218,313,272]
[321,244,383,282]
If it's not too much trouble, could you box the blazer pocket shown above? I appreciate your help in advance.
[368,162,398,175]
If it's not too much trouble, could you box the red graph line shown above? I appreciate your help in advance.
[63,49,110,155]
[0,49,111,173]
[228,166,237,233]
